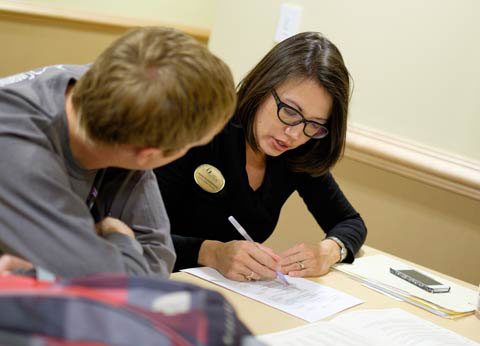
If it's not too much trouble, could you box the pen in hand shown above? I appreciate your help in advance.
[228,216,289,286]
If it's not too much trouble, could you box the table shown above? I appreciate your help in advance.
[171,245,479,342]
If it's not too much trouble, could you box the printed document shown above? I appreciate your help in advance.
[257,308,479,346]
[181,267,363,322]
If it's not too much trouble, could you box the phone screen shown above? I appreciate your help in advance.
[399,270,443,285]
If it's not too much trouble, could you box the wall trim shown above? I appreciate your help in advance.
[345,125,480,201]
[0,0,209,43]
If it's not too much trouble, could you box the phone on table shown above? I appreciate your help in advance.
[389,267,450,293]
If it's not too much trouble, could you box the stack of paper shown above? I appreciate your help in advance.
[181,267,363,322]
[255,308,479,346]
[334,255,477,318]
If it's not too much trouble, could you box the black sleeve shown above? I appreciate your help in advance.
[295,171,367,263]
[171,234,205,271]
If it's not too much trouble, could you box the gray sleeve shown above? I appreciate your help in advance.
[116,170,176,278]
[0,136,150,277]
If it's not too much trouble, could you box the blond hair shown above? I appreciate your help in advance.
[72,27,236,153]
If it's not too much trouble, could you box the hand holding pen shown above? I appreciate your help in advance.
[228,216,289,285]
[197,217,289,283]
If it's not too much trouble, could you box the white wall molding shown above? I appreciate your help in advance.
[345,125,480,201]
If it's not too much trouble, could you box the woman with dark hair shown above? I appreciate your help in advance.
[154,32,367,282]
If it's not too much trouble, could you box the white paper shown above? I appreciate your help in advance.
[334,308,479,346]
[181,267,363,322]
[335,255,477,312]
[362,282,403,301]
[258,308,479,346]
[259,322,380,346]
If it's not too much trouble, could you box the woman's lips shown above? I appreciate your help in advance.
[271,137,289,152]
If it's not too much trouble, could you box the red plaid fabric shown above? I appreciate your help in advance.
[0,273,252,346]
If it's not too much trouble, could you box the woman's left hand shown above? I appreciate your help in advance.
[278,239,341,277]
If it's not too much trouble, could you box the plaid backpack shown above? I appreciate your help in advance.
[0,273,253,346]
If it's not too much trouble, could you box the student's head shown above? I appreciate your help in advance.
[72,27,236,167]
[235,32,351,176]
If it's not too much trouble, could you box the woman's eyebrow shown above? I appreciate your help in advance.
[313,116,329,123]
[283,97,303,112]
[284,97,328,122]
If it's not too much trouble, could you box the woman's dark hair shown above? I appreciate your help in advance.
[234,32,351,176]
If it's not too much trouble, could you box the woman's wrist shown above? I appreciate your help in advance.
[198,240,222,268]
[321,239,342,265]
[326,236,347,263]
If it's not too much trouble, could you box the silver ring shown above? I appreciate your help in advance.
[246,271,254,281]
[298,261,305,270]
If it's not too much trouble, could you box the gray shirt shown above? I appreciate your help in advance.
[0,65,175,277]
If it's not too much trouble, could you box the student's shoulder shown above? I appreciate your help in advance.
[0,135,68,185]
[0,64,88,89]
[0,64,88,123]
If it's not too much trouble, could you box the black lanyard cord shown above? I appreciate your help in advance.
[86,168,106,211]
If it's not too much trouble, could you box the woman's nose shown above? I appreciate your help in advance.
[284,124,303,139]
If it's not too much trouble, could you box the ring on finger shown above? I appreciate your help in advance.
[297,261,305,270]
[245,271,254,281]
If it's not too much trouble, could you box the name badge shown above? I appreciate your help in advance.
[193,164,225,193]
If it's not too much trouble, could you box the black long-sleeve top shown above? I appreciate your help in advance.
[154,121,367,271]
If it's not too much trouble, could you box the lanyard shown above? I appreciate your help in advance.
[85,169,106,211]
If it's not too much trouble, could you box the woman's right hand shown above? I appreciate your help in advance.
[198,240,281,282]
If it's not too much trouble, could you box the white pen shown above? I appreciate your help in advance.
[228,215,289,286]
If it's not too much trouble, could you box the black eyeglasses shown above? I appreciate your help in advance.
[271,89,329,139]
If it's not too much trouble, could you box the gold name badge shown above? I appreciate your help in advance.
[193,164,225,193]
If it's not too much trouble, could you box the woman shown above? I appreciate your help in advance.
[154,32,367,282]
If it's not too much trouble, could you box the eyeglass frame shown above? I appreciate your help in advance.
[271,89,329,139]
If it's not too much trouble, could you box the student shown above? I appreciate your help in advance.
[0,27,236,278]
[154,32,367,282]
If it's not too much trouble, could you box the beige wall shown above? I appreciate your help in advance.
[12,0,218,31]
[0,15,123,76]
[333,158,479,285]
[210,0,480,284]
[1,1,478,284]
[210,0,480,162]
[265,158,480,285]
[0,0,215,76]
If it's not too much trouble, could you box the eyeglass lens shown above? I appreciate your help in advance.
[278,107,328,139]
